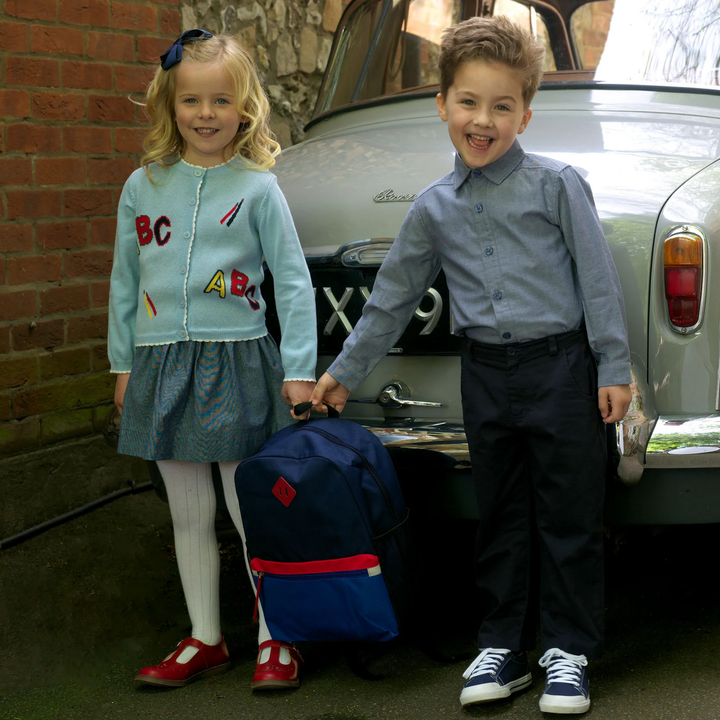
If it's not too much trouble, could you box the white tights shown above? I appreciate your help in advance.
[156,459,271,663]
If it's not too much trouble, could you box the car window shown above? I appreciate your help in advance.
[575,0,720,87]
[494,0,557,72]
[315,0,463,115]
[570,0,613,70]
[312,0,720,121]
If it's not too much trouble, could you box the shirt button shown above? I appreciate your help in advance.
[492,290,502,300]
[507,347,516,356]
[179,266,186,274]
[194,169,202,177]
[475,204,483,213]
[485,247,493,256]
[502,332,511,340]
[472,169,482,178]
[183,231,190,239]
[189,198,196,205]
[179,301,186,309]
[179,331,187,339]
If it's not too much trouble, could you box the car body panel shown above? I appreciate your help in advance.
[277,89,720,404]
[272,0,720,524]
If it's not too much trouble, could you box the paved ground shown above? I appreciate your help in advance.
[3,487,720,720]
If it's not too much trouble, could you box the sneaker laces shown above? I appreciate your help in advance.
[538,648,588,687]
[462,648,512,680]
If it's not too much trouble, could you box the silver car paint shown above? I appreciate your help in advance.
[276,88,720,413]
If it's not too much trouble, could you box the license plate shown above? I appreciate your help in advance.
[263,266,461,356]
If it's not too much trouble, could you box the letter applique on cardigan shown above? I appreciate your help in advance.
[204,267,260,311]
[136,214,172,247]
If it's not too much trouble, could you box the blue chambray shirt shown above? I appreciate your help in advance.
[328,140,632,391]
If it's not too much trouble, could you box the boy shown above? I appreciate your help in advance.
[310,15,631,716]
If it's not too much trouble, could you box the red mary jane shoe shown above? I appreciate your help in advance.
[135,636,230,687]
[251,640,303,690]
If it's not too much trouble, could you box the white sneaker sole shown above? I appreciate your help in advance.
[539,693,591,714]
[460,673,532,706]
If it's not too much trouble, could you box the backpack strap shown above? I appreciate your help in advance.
[293,401,340,419]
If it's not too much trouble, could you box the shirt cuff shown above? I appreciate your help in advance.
[597,361,633,388]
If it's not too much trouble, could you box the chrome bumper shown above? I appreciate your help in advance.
[645,415,720,469]
[365,368,720,484]
[616,368,656,485]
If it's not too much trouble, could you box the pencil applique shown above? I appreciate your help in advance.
[220,199,244,227]
[144,291,157,318]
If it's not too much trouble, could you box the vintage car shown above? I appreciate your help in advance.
[271,0,720,524]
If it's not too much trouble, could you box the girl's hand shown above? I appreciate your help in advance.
[310,372,350,414]
[282,380,315,419]
[598,384,632,423]
[114,373,130,416]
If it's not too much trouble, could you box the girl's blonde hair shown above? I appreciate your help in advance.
[141,33,280,175]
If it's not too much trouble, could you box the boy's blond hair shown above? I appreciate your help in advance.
[439,16,545,107]
[141,33,280,176]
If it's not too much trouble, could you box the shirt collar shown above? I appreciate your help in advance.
[452,139,526,190]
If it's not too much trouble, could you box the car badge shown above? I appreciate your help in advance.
[373,189,417,203]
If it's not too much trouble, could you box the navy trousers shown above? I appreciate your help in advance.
[461,327,607,659]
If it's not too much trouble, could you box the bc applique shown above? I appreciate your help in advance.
[143,291,157,318]
[220,199,244,227]
[136,215,172,246]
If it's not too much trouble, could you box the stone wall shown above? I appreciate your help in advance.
[180,0,348,147]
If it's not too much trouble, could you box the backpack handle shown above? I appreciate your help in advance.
[294,401,340,419]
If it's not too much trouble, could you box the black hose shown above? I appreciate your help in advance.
[0,481,154,550]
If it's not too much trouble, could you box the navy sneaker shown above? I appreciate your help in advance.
[538,648,590,714]
[460,648,532,707]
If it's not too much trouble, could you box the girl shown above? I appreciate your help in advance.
[108,30,316,690]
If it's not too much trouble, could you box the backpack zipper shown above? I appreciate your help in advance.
[300,425,401,526]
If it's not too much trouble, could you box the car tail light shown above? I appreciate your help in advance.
[664,227,704,329]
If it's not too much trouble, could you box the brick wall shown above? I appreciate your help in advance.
[0,0,180,456]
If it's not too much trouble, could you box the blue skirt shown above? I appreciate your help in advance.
[117,336,294,462]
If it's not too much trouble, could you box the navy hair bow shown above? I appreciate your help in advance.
[160,29,213,70]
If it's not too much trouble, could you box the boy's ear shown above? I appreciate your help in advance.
[436,93,448,122]
[517,107,533,135]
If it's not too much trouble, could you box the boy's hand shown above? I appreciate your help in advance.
[310,372,351,414]
[282,380,316,419]
[598,384,632,424]
[114,373,130,416]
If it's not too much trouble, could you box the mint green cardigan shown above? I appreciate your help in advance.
[108,158,317,381]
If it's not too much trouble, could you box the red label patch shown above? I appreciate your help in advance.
[272,477,296,507]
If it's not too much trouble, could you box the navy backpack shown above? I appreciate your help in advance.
[234,411,410,643]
